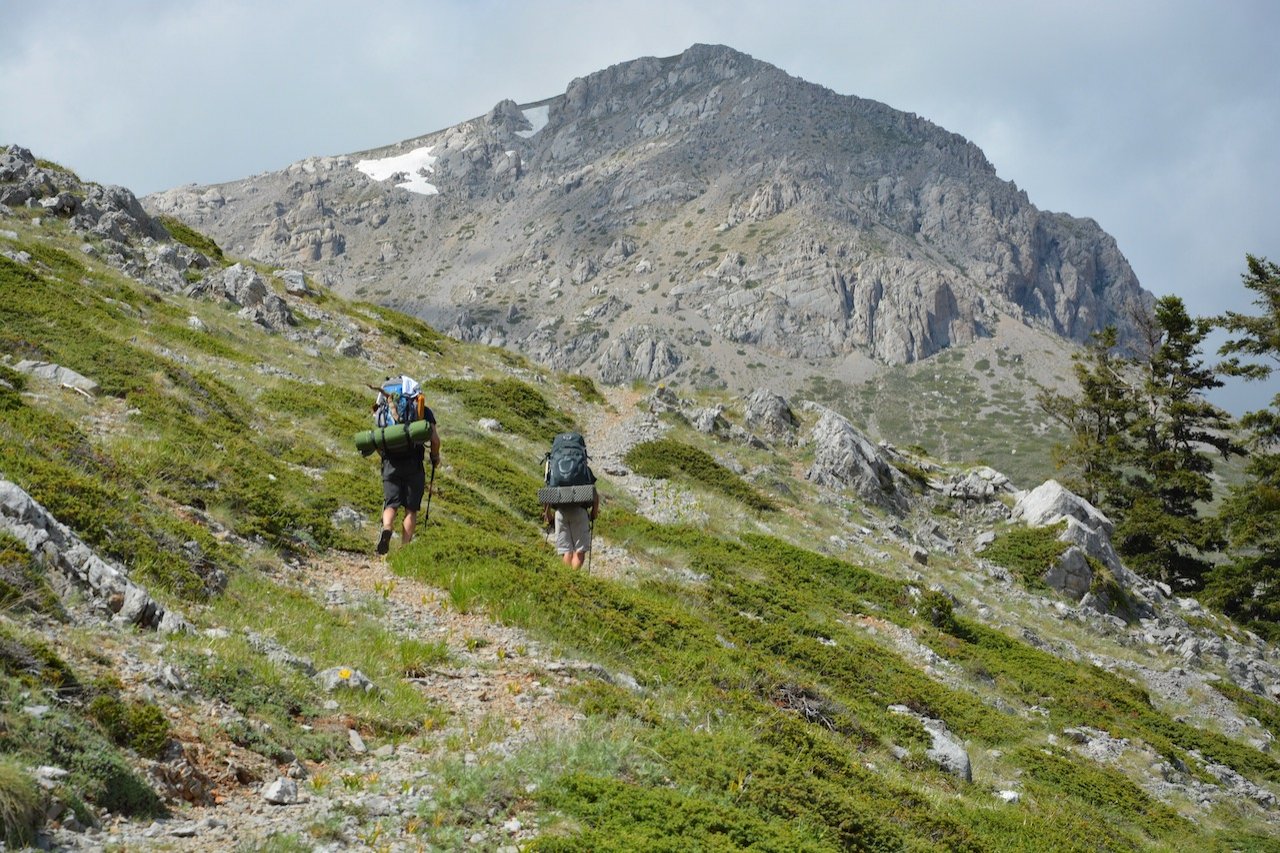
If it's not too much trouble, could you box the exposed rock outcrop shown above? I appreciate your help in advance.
[803,403,911,510]
[1010,480,1155,618]
[741,388,799,445]
[0,480,188,632]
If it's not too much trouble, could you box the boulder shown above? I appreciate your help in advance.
[803,404,910,509]
[889,705,972,782]
[1011,480,1113,535]
[742,388,798,444]
[0,480,188,632]
[12,360,99,395]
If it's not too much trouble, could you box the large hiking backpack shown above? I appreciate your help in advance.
[355,376,428,456]
[374,375,425,428]
[545,432,591,486]
[538,432,595,507]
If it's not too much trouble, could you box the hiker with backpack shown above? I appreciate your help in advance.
[538,432,599,570]
[365,376,440,555]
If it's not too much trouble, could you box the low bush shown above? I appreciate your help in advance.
[624,439,775,512]
[981,522,1068,587]
[427,377,572,443]
[0,757,41,848]
[87,694,172,759]
[156,215,226,264]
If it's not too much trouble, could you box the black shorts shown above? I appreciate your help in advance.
[382,462,426,511]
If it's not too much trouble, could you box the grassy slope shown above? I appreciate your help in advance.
[0,211,1277,850]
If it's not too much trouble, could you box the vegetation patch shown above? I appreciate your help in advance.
[156,215,227,264]
[624,438,776,512]
[0,756,42,848]
[563,373,606,405]
[982,522,1069,588]
[86,694,172,759]
[426,377,572,443]
[0,678,163,819]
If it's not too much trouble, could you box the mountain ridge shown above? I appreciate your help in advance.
[145,44,1151,395]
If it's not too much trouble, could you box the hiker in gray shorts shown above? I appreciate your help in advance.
[551,494,598,569]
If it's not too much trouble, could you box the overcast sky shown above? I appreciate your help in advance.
[3,0,1277,410]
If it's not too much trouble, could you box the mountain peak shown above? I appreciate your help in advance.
[145,47,1151,395]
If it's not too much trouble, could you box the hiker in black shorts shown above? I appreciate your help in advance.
[376,405,440,555]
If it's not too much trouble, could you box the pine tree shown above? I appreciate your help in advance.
[1204,256,1280,638]
[1115,296,1240,588]
[1036,326,1134,507]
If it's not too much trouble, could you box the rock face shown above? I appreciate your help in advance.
[0,480,188,632]
[803,403,911,509]
[1,145,210,292]
[143,44,1152,392]
[1010,480,1154,617]
[742,388,799,445]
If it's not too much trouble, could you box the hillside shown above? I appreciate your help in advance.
[3,145,1280,851]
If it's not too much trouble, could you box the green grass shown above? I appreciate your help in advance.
[156,215,227,264]
[981,522,1069,588]
[624,438,776,512]
[2,207,1279,847]
[426,376,573,443]
[0,756,41,848]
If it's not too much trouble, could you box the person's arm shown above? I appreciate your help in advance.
[429,423,441,467]
[589,489,599,521]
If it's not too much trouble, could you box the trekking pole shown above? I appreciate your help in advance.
[424,461,436,523]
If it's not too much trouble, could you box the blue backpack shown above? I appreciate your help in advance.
[374,376,425,428]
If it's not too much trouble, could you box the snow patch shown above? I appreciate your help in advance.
[515,105,549,138]
[354,146,439,196]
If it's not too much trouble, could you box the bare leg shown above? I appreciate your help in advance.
[402,510,417,546]
[569,550,585,570]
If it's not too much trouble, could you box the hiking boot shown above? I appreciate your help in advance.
[376,528,392,555]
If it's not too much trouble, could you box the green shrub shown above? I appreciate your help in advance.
[0,757,41,848]
[564,374,606,405]
[368,306,446,355]
[0,530,62,615]
[156,215,226,263]
[426,377,572,443]
[0,623,80,694]
[624,438,775,512]
[87,694,172,759]
[0,681,163,818]
[982,522,1069,587]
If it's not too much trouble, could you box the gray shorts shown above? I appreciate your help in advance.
[554,506,592,554]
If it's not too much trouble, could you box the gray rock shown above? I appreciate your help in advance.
[1044,547,1094,600]
[741,388,799,443]
[195,263,295,330]
[1011,480,1113,536]
[889,705,972,782]
[316,666,376,693]
[803,404,910,510]
[261,777,301,805]
[276,269,312,295]
[12,360,100,394]
[0,480,186,631]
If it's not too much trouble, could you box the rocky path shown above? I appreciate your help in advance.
[44,547,597,851]
[39,384,682,850]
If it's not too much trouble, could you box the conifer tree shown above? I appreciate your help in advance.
[1036,326,1134,507]
[1204,255,1280,638]
[1116,295,1240,588]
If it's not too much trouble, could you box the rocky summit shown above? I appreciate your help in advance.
[145,44,1151,393]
